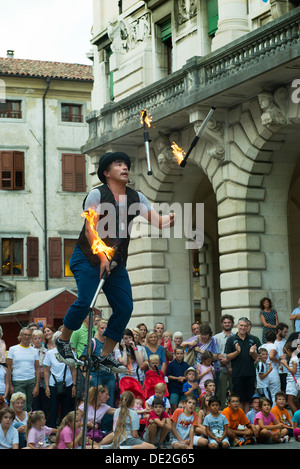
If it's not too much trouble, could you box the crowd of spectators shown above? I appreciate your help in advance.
[1,295,300,449]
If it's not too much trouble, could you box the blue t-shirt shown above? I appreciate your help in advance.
[166,359,189,394]
[292,409,300,426]
[182,381,199,399]
[203,412,228,438]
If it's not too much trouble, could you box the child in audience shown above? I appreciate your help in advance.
[145,354,165,380]
[246,394,260,424]
[166,346,189,413]
[182,367,199,401]
[0,407,19,449]
[112,391,155,449]
[170,395,208,449]
[203,396,229,449]
[254,397,289,443]
[145,383,171,413]
[132,396,147,419]
[256,348,273,401]
[221,394,255,446]
[271,391,294,438]
[292,408,300,441]
[199,379,216,402]
[197,351,215,394]
[195,393,213,437]
[26,410,57,449]
[56,411,93,449]
[143,397,171,448]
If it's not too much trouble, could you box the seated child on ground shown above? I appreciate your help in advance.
[143,397,171,448]
[254,397,289,444]
[170,395,208,449]
[203,396,230,450]
[271,391,293,439]
[221,394,255,446]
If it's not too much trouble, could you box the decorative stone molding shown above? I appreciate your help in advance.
[155,131,184,170]
[107,14,151,54]
[176,0,197,25]
[270,0,294,19]
[193,118,225,162]
[258,87,288,129]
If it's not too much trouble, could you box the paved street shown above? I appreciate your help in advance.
[229,439,299,450]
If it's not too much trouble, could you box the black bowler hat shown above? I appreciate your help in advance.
[97,151,131,184]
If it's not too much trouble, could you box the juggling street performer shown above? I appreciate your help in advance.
[55,151,175,373]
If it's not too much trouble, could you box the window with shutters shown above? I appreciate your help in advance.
[64,239,76,277]
[61,103,83,123]
[0,151,25,190]
[208,0,219,37]
[62,153,86,192]
[1,238,23,276]
[160,18,172,75]
[0,100,22,119]
[49,237,62,278]
[27,237,39,277]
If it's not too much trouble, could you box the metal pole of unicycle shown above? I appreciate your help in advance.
[81,270,109,449]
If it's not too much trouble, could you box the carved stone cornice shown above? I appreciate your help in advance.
[258,87,288,130]
[107,13,151,54]
[176,0,197,25]
[193,118,225,161]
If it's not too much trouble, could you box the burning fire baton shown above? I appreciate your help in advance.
[172,106,216,168]
[80,209,118,449]
[140,109,153,175]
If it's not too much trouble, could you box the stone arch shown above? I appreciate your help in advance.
[134,83,300,335]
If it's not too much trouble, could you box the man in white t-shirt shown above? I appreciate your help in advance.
[6,327,40,411]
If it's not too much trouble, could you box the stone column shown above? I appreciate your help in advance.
[212,0,250,51]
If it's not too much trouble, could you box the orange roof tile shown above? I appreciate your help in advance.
[0,57,93,81]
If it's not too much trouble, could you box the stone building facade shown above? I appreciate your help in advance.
[83,0,300,339]
[0,56,93,317]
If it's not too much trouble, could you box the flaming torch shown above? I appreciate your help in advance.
[140,109,153,175]
[81,209,115,261]
[171,142,186,165]
[173,106,216,168]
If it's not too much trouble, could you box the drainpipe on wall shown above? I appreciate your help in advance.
[43,77,51,290]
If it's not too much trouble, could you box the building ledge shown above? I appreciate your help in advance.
[82,6,300,153]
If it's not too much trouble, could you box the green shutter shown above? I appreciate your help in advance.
[161,19,171,42]
[109,49,114,101]
[208,0,219,36]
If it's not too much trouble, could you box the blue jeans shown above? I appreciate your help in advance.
[63,245,133,343]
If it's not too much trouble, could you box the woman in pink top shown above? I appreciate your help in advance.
[254,397,289,443]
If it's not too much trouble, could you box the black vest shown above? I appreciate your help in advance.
[76,185,140,266]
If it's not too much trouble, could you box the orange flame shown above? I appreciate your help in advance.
[81,209,115,260]
[171,142,186,165]
[140,109,152,127]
